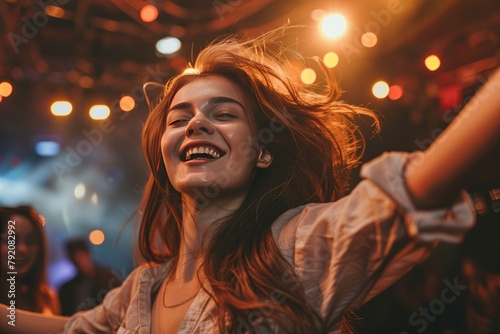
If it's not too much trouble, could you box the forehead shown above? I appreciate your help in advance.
[171,75,250,107]
[9,214,35,233]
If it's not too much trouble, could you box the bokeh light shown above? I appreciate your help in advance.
[51,101,72,116]
[74,183,86,199]
[91,192,98,204]
[301,68,317,84]
[388,85,404,100]
[310,9,325,21]
[321,14,347,38]
[89,229,105,245]
[140,5,159,23]
[35,141,61,157]
[156,37,182,55]
[119,95,135,112]
[78,76,94,88]
[372,81,390,99]
[45,5,65,18]
[361,32,378,48]
[0,82,13,97]
[89,105,110,120]
[425,55,441,71]
[323,52,339,68]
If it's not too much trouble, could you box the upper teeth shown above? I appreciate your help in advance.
[185,146,221,160]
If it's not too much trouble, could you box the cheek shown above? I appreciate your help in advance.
[29,246,40,259]
[226,123,255,145]
[0,245,6,262]
[228,128,258,159]
[161,131,177,162]
[160,133,169,161]
[161,130,183,183]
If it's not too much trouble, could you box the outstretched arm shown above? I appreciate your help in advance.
[405,68,500,209]
[0,304,68,334]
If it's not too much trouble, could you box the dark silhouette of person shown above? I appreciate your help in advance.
[58,238,122,316]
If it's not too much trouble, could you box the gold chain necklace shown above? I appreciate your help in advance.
[162,274,199,308]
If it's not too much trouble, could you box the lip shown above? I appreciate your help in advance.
[179,140,226,162]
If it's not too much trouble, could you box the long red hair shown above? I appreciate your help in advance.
[139,29,378,332]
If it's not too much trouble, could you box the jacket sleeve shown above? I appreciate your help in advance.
[275,151,475,328]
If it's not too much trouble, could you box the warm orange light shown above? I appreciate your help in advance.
[425,55,441,71]
[372,81,389,99]
[388,85,403,100]
[321,14,347,38]
[51,101,72,116]
[140,5,158,23]
[300,68,316,84]
[78,76,94,88]
[323,52,339,68]
[361,32,378,48]
[45,5,65,18]
[0,82,13,97]
[89,230,105,245]
[310,9,325,21]
[119,96,135,112]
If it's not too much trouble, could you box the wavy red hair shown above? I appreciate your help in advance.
[139,29,378,332]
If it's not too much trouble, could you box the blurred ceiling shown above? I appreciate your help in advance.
[0,0,498,159]
[1,0,499,96]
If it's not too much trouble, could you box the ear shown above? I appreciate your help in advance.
[256,147,273,169]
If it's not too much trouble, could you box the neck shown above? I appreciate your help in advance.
[172,191,246,282]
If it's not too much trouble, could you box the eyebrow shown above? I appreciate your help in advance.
[168,96,246,113]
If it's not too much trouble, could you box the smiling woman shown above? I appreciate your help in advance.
[161,76,267,202]
[1,29,499,334]
[0,206,60,316]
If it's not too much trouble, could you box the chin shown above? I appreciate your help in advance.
[16,265,33,277]
[180,181,219,195]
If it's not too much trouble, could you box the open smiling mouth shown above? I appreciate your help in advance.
[182,146,226,162]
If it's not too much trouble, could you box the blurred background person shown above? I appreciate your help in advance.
[0,205,60,314]
[58,237,122,316]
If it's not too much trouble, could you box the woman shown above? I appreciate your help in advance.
[0,205,60,315]
[2,31,499,333]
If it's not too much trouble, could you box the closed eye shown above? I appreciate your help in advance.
[214,113,236,119]
[168,119,189,126]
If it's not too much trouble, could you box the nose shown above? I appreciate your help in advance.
[185,113,214,137]
[16,240,30,255]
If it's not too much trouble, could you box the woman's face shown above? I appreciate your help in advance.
[0,214,40,277]
[161,75,270,201]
